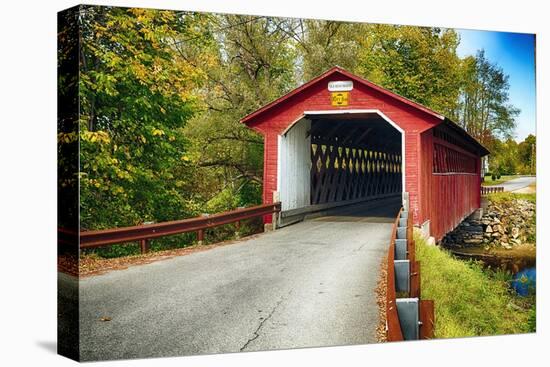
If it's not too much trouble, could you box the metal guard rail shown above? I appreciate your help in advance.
[59,202,281,251]
[386,208,405,341]
[481,186,504,195]
[386,204,435,341]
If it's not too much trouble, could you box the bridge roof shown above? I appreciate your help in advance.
[241,66,489,156]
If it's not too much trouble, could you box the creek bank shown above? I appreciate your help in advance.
[441,196,535,273]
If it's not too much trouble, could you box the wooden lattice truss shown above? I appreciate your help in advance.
[310,140,402,205]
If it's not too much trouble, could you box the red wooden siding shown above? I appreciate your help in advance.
[420,130,481,240]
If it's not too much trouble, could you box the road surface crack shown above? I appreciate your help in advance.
[239,291,290,351]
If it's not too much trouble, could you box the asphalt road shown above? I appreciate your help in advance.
[69,202,399,361]
[499,176,536,192]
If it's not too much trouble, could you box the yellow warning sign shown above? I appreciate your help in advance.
[331,91,349,106]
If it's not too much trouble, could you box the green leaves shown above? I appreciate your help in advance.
[78,6,207,230]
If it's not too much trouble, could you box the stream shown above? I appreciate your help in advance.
[450,245,536,296]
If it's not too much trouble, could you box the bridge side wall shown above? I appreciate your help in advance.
[419,130,482,240]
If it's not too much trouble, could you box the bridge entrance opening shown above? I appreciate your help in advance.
[278,111,403,224]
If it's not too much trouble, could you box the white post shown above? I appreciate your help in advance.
[272,191,280,230]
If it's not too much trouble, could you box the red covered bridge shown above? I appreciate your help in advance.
[241,66,489,240]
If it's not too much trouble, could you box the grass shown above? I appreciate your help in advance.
[415,232,535,338]
[482,175,518,186]
[488,191,536,205]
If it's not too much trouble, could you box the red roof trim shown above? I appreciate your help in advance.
[240,66,445,125]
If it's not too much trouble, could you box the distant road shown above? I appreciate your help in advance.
[499,176,536,192]
[487,176,537,191]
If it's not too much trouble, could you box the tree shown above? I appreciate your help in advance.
[356,25,463,118]
[285,22,463,117]
[517,134,536,175]
[178,15,298,212]
[456,51,519,147]
[78,6,209,229]
[291,19,363,81]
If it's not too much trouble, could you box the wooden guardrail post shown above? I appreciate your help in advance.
[410,261,421,298]
[272,191,280,230]
[197,229,204,246]
[140,239,150,254]
[419,300,435,339]
[272,212,278,231]
[406,210,415,261]
[235,220,241,239]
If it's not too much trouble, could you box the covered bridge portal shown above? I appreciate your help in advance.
[241,67,489,240]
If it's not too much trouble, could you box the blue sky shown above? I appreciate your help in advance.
[456,29,536,142]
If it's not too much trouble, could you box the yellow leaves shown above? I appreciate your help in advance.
[180,155,190,162]
[81,131,111,144]
[168,136,176,142]
[86,178,106,191]
[132,63,148,84]
[152,128,165,136]
[116,170,131,180]
[179,90,193,102]
[139,135,147,144]
[58,132,77,144]
[110,186,125,195]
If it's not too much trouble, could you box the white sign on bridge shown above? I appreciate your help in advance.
[328,80,353,92]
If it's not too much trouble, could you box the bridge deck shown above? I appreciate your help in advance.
[68,202,400,361]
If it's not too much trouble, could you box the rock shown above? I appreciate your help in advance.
[440,195,535,251]
[465,226,483,233]
[501,242,512,250]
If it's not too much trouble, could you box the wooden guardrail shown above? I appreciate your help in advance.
[386,203,435,341]
[481,186,504,195]
[58,202,281,253]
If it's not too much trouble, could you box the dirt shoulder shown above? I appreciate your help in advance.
[59,233,263,278]
[375,254,388,342]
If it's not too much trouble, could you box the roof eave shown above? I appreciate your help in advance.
[240,66,445,125]
[442,118,491,156]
